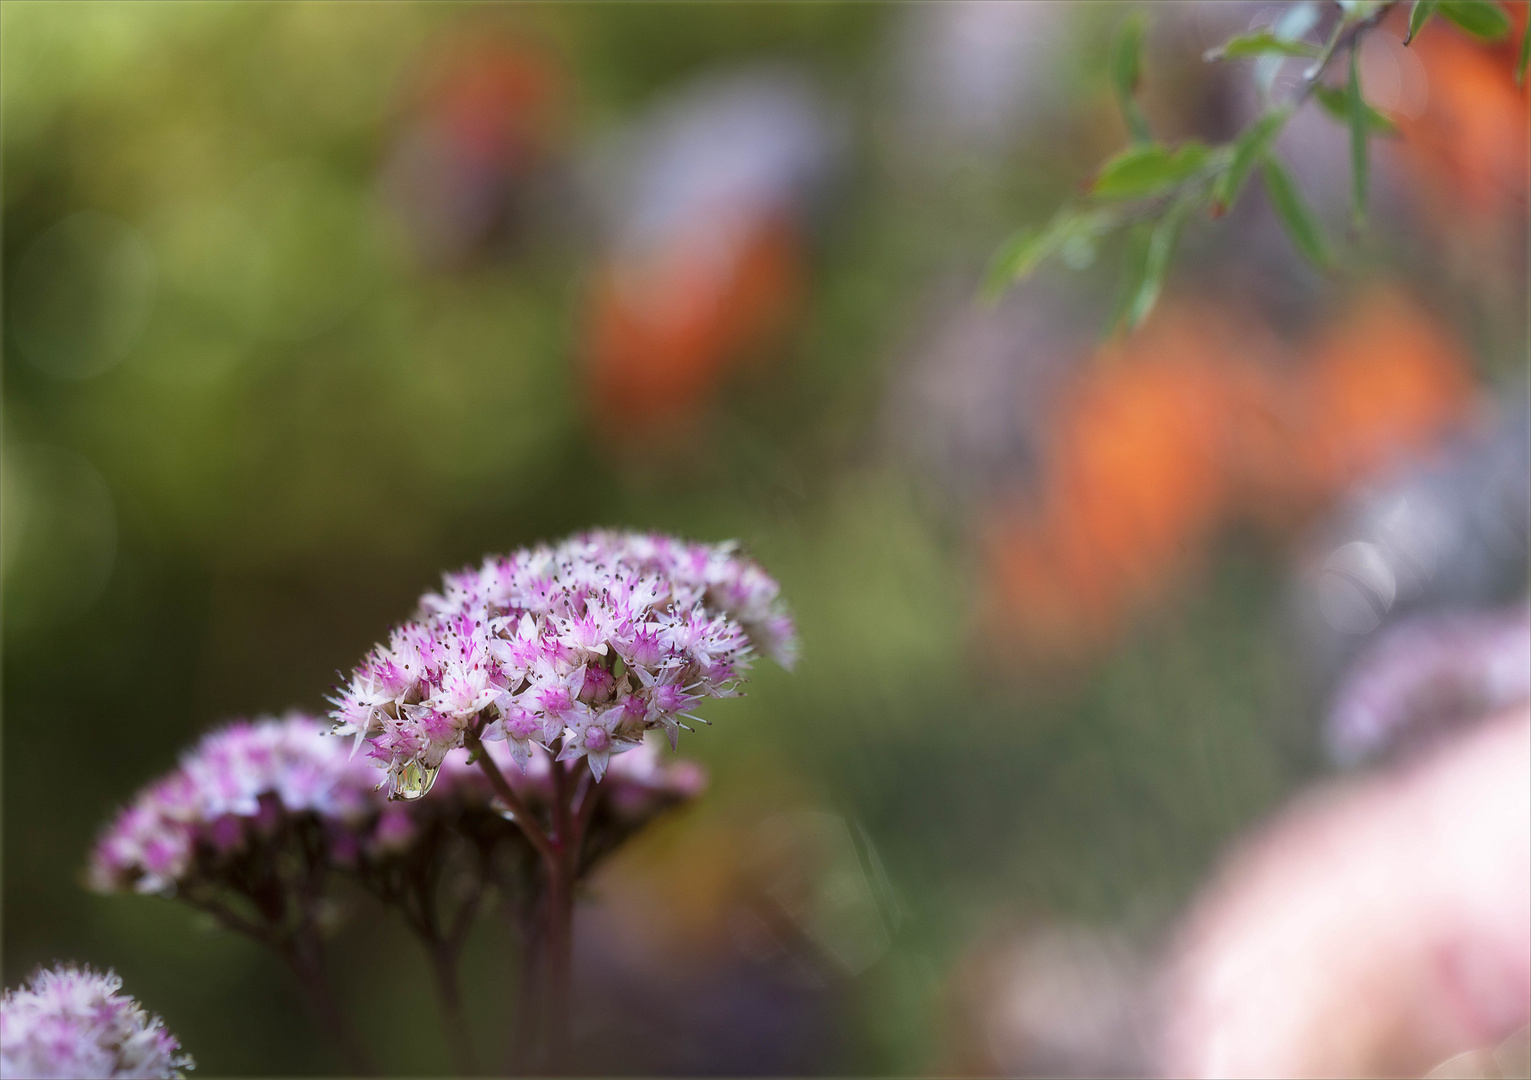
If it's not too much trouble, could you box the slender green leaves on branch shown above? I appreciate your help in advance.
[1436,0,1511,39]
[1205,30,1323,61]
[1346,46,1369,229]
[1257,3,1322,100]
[984,0,1525,331]
[1405,0,1438,44]
[1090,142,1213,200]
[1262,157,1332,266]
[1125,195,1196,328]
[1211,108,1292,215]
[1108,224,1154,332]
[1111,13,1152,144]
[1313,85,1400,134]
[984,226,1055,300]
[984,210,1116,299]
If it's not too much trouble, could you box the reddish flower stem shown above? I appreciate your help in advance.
[570,762,601,868]
[543,756,585,1070]
[467,728,555,866]
[282,940,380,1077]
[429,943,478,1076]
[184,892,377,1075]
[468,725,581,1071]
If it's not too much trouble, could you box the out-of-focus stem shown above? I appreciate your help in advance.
[429,946,478,1076]
[505,887,543,1075]
[282,939,379,1077]
[543,757,578,1071]
[1297,0,1400,99]
[185,893,377,1076]
[543,856,574,1072]
[468,723,579,1071]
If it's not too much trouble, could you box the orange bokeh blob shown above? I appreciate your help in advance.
[586,215,803,434]
[1296,290,1476,497]
[1398,5,1529,228]
[415,29,566,172]
[981,289,1477,659]
[982,307,1285,656]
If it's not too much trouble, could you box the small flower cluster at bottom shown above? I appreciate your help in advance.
[0,964,192,1080]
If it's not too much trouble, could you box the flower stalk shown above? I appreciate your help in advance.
[468,722,587,1071]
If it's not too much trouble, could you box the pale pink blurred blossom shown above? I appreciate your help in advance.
[1162,707,1531,1078]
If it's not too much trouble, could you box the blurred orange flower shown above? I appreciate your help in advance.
[585,214,803,434]
[981,304,1284,656]
[414,28,566,174]
[1398,6,1529,229]
[1295,289,1476,499]
[383,26,568,266]
[981,289,1476,659]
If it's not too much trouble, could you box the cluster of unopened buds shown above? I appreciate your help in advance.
[329,529,796,796]
[0,965,192,1080]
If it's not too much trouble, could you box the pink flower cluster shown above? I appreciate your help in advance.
[89,710,711,892]
[0,965,192,1079]
[329,530,796,796]
[88,714,379,895]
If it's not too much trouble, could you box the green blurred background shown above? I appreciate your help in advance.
[4,2,1525,1075]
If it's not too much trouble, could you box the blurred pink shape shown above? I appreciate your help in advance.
[1162,707,1530,1079]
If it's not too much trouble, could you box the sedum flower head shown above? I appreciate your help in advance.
[0,965,192,1079]
[89,714,380,895]
[329,530,795,798]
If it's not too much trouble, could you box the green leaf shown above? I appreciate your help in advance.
[1204,30,1322,61]
[1516,11,1529,83]
[1346,46,1369,230]
[1124,196,1195,329]
[1211,108,1292,215]
[1257,3,1321,100]
[1111,12,1152,144]
[1262,157,1332,266]
[1090,142,1212,200]
[1436,0,1511,39]
[983,209,1115,299]
[1313,85,1400,135]
[1405,0,1437,44]
[1107,223,1153,333]
[985,227,1052,298]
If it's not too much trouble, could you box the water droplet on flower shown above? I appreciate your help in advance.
[392,759,440,801]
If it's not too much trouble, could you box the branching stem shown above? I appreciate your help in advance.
[467,723,583,1072]
[1296,1,1401,104]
